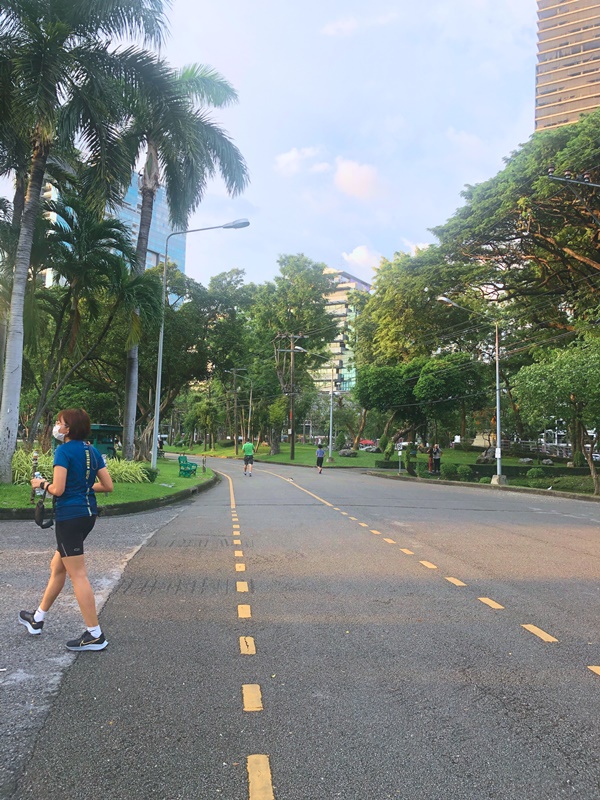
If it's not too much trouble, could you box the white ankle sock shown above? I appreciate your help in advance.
[87,625,102,638]
[34,608,46,622]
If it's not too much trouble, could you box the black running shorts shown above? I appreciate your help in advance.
[55,515,96,557]
[244,455,254,465]
[316,457,324,467]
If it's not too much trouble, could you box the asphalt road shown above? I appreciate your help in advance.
[3,461,600,799]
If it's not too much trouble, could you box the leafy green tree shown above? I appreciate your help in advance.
[0,0,171,481]
[512,340,600,492]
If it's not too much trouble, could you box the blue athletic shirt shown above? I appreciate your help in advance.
[53,440,104,521]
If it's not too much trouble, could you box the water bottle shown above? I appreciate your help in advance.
[34,472,44,496]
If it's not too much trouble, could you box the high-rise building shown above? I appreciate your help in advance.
[117,177,187,272]
[535,0,600,130]
[313,268,371,394]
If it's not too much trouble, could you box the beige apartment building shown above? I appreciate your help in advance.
[536,0,600,130]
[313,268,371,394]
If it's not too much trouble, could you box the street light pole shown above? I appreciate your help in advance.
[151,219,250,469]
[328,360,335,462]
[437,296,505,484]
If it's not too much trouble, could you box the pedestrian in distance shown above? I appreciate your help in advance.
[242,437,255,476]
[316,445,325,474]
[21,408,114,651]
[432,443,442,475]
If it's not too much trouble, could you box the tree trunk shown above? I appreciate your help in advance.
[12,175,26,230]
[0,317,7,401]
[352,408,368,449]
[270,427,280,455]
[122,144,160,461]
[382,411,397,438]
[0,142,49,483]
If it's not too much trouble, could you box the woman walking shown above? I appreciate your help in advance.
[20,408,113,651]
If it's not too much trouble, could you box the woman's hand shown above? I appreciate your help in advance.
[30,477,46,489]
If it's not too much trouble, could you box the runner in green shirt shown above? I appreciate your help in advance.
[242,438,255,476]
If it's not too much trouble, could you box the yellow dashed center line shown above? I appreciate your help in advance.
[238,604,251,618]
[236,581,249,593]
[400,548,414,555]
[247,755,274,800]
[370,530,381,535]
[340,512,348,516]
[349,516,358,520]
[419,561,438,569]
[333,507,340,510]
[233,524,240,529]
[235,550,244,557]
[240,636,256,655]
[479,597,504,610]
[446,577,466,587]
[242,684,263,712]
[383,538,396,544]
[234,539,241,545]
[588,666,600,677]
[522,624,558,643]
[235,563,246,572]
[358,522,369,527]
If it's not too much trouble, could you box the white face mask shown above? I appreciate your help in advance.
[53,423,66,442]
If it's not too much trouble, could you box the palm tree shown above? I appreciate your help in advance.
[120,64,249,459]
[0,0,170,482]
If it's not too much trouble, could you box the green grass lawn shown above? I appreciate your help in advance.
[0,460,214,510]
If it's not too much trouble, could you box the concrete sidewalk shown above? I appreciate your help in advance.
[0,506,184,799]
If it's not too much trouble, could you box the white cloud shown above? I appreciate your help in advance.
[320,16,359,37]
[334,157,381,200]
[310,162,332,174]
[342,245,382,270]
[274,146,319,177]
[320,11,399,37]
[402,239,431,256]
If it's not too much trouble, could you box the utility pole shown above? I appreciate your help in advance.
[247,381,253,440]
[225,367,247,456]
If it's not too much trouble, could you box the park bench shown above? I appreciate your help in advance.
[178,455,197,477]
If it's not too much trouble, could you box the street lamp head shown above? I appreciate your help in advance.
[437,295,453,305]
[222,218,250,229]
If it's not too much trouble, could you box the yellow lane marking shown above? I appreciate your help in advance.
[340,512,348,516]
[400,549,414,555]
[217,471,236,509]
[333,507,340,510]
[588,666,600,676]
[358,522,369,527]
[235,550,244,557]
[238,604,251,618]
[247,755,274,800]
[370,530,381,535]
[237,581,249,592]
[383,538,396,544]
[479,597,504,610]
[240,636,256,655]
[243,684,263,711]
[349,516,358,520]
[233,524,240,529]
[419,561,438,569]
[262,469,335,506]
[522,624,558,643]
[234,539,241,545]
[446,577,467,587]
[235,563,246,572]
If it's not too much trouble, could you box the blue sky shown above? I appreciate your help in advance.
[163,0,538,287]
[1,1,539,288]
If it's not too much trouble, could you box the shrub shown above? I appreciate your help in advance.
[103,459,150,483]
[479,477,492,484]
[457,464,474,482]
[140,465,159,483]
[527,467,546,479]
[11,448,54,485]
[378,434,389,454]
[217,439,235,448]
[416,463,430,478]
[440,463,458,480]
[335,431,347,451]
[573,450,586,468]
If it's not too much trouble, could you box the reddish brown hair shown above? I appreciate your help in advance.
[58,408,91,441]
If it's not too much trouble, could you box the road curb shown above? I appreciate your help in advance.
[0,474,220,521]
[364,471,600,503]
